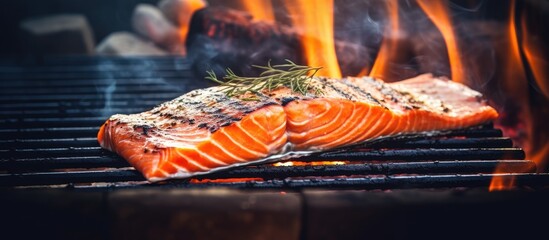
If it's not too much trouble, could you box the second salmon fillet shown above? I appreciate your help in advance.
[98,74,498,181]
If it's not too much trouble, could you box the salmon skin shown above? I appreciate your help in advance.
[98,74,498,181]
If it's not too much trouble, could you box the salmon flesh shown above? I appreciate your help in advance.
[98,74,498,181]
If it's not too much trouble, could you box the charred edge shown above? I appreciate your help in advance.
[342,81,384,106]
[209,126,219,132]
[219,121,232,127]
[226,98,255,113]
[396,90,426,110]
[258,101,279,108]
[280,96,299,106]
[369,78,405,104]
[190,97,276,133]
[151,110,162,115]
[327,83,353,100]
[134,125,153,136]
[208,116,239,133]
[212,102,278,133]
[441,102,451,113]
[476,95,487,103]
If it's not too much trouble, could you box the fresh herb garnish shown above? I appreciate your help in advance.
[205,59,323,99]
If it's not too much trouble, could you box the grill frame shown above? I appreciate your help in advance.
[1,56,546,190]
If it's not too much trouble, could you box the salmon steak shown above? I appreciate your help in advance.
[98,74,498,181]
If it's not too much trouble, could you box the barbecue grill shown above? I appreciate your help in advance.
[2,56,549,240]
[2,56,549,188]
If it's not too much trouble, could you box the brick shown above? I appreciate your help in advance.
[20,14,95,55]
[109,188,301,240]
[96,31,168,56]
[132,4,184,54]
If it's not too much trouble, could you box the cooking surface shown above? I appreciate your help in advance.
[2,56,549,240]
[1,56,548,189]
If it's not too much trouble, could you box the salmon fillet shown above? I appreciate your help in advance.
[98,74,498,181]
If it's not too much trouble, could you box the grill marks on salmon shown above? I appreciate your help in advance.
[98,74,498,181]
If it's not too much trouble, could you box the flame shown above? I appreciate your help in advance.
[239,0,275,23]
[286,0,342,78]
[501,0,529,101]
[416,0,465,83]
[368,0,399,80]
[532,145,549,171]
[521,13,549,99]
[520,3,549,173]
[178,0,207,47]
[488,174,517,192]
[489,0,533,191]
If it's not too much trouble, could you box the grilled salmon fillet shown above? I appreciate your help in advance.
[98,74,498,181]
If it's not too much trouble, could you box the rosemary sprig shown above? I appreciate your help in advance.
[205,59,322,99]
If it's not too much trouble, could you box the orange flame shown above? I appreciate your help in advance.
[286,0,342,78]
[521,14,549,99]
[368,0,399,80]
[488,173,517,192]
[489,0,532,191]
[416,0,465,83]
[239,0,275,23]
[179,0,207,48]
[532,146,549,171]
[501,0,529,101]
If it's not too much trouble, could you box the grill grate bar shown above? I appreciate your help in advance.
[1,147,525,161]
[365,137,513,149]
[0,127,100,139]
[0,64,191,74]
[0,161,537,187]
[0,101,161,110]
[0,156,128,170]
[0,109,156,118]
[7,173,549,190]
[0,137,513,150]
[0,93,182,102]
[0,148,526,171]
[234,173,549,190]
[0,126,504,140]
[195,160,537,180]
[0,78,195,88]
[300,148,525,161]
[0,72,194,81]
[1,85,181,95]
[2,118,121,129]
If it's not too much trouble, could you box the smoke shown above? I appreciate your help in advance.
[101,80,117,117]
[95,60,117,118]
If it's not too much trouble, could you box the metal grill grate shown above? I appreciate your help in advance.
[2,56,548,189]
